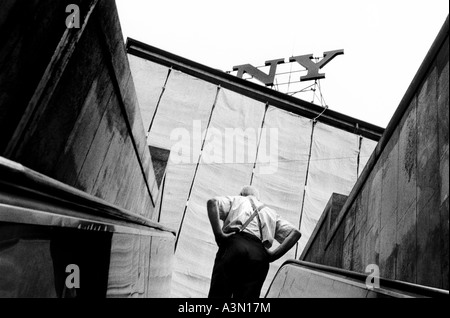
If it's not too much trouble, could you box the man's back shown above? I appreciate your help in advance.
[216,195,297,249]
[207,186,301,298]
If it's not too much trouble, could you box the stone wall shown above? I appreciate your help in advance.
[0,0,159,219]
[301,16,449,290]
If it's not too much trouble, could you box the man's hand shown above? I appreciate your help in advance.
[214,231,234,247]
[264,229,301,263]
[265,249,277,263]
[266,249,279,263]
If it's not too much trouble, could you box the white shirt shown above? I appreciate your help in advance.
[216,195,296,249]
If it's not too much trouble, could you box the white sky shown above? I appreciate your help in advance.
[116,0,448,128]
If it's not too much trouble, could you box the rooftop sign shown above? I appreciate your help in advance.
[232,49,344,86]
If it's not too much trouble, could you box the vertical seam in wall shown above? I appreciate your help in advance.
[395,119,399,280]
[295,119,316,259]
[138,234,144,295]
[147,67,172,133]
[174,86,221,252]
[146,236,152,296]
[379,164,382,272]
[350,217,355,271]
[157,172,167,223]
[435,59,443,289]
[414,94,418,285]
[357,136,363,178]
[250,102,269,185]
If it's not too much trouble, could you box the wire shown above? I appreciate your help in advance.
[286,56,294,93]
[312,105,329,122]
[311,80,317,104]
[148,67,172,133]
[250,102,270,185]
[230,58,332,110]
[274,77,280,92]
[317,79,327,107]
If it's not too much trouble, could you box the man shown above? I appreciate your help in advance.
[207,185,301,298]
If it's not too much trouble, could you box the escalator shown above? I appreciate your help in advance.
[0,156,175,298]
[265,260,449,298]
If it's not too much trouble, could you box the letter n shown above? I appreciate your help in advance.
[233,59,284,86]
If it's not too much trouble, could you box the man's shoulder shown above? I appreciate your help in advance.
[257,203,280,219]
[214,195,240,204]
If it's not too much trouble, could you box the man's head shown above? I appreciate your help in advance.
[239,186,260,200]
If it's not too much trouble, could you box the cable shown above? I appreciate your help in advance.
[174,85,221,252]
[147,67,172,133]
[250,102,270,185]
[312,104,329,122]
[156,172,167,223]
[295,120,316,259]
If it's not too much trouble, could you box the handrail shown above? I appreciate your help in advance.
[0,156,176,235]
[266,259,449,298]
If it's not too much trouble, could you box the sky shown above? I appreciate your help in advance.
[115,0,449,128]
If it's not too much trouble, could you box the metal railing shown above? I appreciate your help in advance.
[0,156,175,236]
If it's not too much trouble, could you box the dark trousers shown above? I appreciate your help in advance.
[208,232,270,298]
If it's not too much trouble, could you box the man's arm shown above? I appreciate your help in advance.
[266,228,301,262]
[207,198,233,246]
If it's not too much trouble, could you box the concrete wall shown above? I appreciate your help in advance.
[301,193,348,268]
[0,0,158,220]
[0,0,175,297]
[301,16,449,290]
